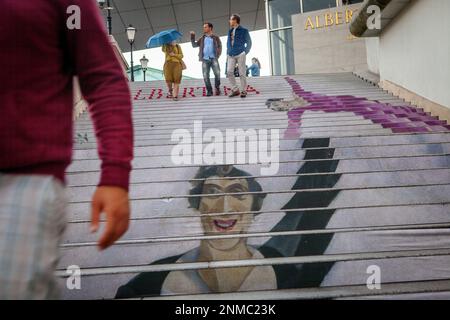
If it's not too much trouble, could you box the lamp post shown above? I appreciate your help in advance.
[126,25,137,82]
[97,0,114,35]
[140,55,149,82]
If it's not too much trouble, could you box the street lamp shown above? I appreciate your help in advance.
[97,0,114,35]
[126,25,137,82]
[140,55,149,82]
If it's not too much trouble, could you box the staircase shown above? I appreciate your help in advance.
[62,73,450,299]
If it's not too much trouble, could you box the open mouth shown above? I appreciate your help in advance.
[213,219,237,231]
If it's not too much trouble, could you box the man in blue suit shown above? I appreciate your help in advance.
[227,14,252,98]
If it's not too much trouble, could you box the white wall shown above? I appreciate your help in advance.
[378,0,450,108]
[365,38,380,75]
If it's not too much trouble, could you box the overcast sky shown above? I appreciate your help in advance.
[123,29,270,79]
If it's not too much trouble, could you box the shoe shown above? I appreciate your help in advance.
[229,90,240,98]
[215,89,221,96]
[240,91,247,98]
[206,91,213,97]
[173,96,179,101]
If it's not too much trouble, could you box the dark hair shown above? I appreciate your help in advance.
[204,22,213,29]
[252,58,261,69]
[189,165,266,212]
[230,14,241,24]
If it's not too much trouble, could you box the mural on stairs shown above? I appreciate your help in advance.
[63,77,450,299]
[112,139,450,298]
[115,138,346,298]
[115,165,300,297]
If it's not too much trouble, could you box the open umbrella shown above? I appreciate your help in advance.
[146,29,183,48]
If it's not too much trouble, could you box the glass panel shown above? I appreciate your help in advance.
[302,0,337,13]
[268,0,301,29]
[270,28,295,76]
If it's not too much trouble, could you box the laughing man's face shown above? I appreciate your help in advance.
[199,176,254,250]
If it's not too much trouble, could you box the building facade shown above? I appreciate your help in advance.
[351,0,450,119]
[266,0,364,75]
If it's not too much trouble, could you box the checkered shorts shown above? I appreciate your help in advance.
[0,174,67,299]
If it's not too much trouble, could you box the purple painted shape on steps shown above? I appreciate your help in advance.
[382,122,416,129]
[391,127,430,133]
[282,77,450,138]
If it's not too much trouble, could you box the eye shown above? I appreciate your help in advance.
[229,186,248,200]
[203,186,222,197]
[233,194,246,200]
[229,186,243,193]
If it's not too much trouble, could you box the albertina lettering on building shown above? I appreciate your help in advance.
[304,8,357,31]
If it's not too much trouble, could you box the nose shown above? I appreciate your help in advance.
[210,195,234,214]
[219,195,233,213]
[214,196,232,212]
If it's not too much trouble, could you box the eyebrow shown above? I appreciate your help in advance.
[226,183,248,190]
[202,183,223,189]
[202,182,248,191]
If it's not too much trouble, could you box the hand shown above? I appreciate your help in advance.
[90,186,130,250]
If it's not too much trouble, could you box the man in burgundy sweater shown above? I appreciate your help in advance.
[0,0,133,299]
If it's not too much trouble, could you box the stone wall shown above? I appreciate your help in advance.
[292,3,367,74]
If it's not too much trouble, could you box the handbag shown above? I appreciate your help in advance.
[180,60,187,70]
[173,44,187,70]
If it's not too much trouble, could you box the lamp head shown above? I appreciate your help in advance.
[126,25,137,44]
[140,55,149,71]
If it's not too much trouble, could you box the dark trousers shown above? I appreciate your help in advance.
[202,58,221,93]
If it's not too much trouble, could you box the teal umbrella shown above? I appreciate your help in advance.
[146,29,182,48]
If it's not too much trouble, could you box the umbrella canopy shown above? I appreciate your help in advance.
[146,29,183,48]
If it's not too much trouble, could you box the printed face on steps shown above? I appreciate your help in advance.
[199,177,254,250]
